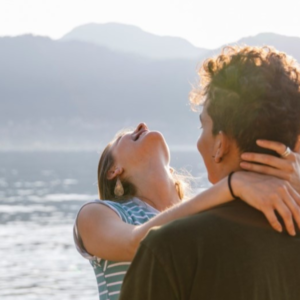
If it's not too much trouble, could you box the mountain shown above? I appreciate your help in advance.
[237,33,300,60]
[2,29,300,150]
[0,34,200,150]
[61,23,208,60]
[205,33,300,61]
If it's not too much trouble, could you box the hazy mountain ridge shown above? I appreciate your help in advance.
[61,23,209,60]
[0,34,197,119]
[1,27,300,150]
[201,32,300,62]
[0,34,199,149]
[238,33,300,58]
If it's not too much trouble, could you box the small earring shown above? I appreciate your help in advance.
[114,177,124,197]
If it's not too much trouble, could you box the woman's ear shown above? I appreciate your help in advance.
[106,166,123,180]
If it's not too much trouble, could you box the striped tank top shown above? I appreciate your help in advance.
[73,198,159,300]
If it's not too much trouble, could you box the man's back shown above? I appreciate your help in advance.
[120,201,300,300]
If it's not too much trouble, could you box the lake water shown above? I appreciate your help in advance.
[0,150,209,300]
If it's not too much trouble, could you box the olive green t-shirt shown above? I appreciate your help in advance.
[120,201,300,300]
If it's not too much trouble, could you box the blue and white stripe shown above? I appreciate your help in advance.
[74,198,159,300]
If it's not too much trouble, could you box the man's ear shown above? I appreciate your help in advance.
[294,135,300,153]
[213,131,231,163]
[106,166,123,180]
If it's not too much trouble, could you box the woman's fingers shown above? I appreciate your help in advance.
[241,139,296,171]
[240,161,290,180]
[236,171,300,235]
[284,185,300,229]
[256,139,292,157]
[262,209,282,233]
[241,139,300,194]
[257,181,300,235]
[241,152,293,172]
[273,198,296,236]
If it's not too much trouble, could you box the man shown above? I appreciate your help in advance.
[119,46,300,300]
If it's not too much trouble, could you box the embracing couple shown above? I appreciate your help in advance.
[74,46,300,300]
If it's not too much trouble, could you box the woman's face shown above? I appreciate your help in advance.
[197,106,219,183]
[111,123,170,175]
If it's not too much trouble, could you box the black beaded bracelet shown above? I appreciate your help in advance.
[228,172,239,199]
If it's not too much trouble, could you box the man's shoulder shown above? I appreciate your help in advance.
[141,203,228,250]
[142,200,270,252]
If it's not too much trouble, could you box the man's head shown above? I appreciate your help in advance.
[190,46,300,183]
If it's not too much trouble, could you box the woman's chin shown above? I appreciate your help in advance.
[143,130,166,143]
[144,131,170,160]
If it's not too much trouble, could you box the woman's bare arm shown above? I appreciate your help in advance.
[78,173,300,262]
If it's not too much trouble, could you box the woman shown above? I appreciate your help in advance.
[74,123,300,300]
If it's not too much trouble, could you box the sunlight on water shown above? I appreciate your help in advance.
[0,151,208,299]
[0,224,97,300]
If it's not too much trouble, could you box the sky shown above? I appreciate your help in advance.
[1,0,300,49]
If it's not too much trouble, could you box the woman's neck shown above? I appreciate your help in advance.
[132,166,181,212]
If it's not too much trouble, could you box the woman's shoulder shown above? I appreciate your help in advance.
[75,198,159,235]
[73,198,159,260]
[73,199,133,260]
[76,199,132,224]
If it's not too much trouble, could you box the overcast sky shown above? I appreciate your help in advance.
[1,0,300,48]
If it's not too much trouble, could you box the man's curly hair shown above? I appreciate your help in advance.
[190,46,300,156]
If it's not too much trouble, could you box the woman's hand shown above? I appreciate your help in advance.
[232,171,300,236]
[240,140,300,194]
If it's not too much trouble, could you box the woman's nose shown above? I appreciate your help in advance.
[136,123,148,132]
